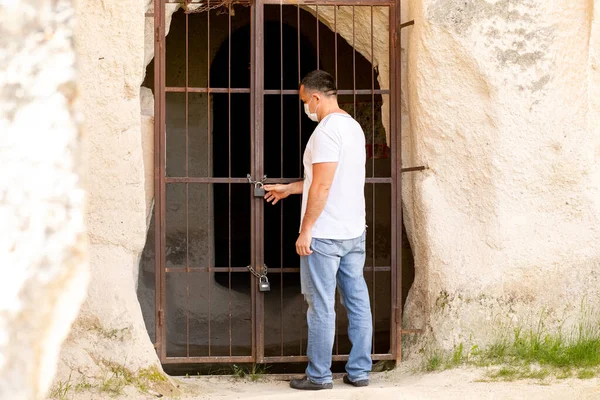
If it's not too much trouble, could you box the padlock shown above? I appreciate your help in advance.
[259,276,270,292]
[254,182,265,197]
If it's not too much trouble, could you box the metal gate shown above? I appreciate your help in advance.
[153,0,410,365]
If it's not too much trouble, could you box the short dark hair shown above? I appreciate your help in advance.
[300,70,337,96]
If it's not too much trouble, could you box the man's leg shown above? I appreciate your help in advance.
[337,232,372,383]
[300,238,340,385]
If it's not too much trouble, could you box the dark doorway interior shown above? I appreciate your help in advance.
[137,4,416,367]
[211,21,317,290]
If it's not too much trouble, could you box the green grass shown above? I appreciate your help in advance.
[483,326,600,369]
[424,351,443,371]
[230,364,269,381]
[232,364,246,378]
[48,374,73,400]
[479,365,551,382]
[422,321,600,380]
[577,369,596,379]
[490,366,519,381]
[98,362,134,395]
[48,363,171,399]
[249,364,269,382]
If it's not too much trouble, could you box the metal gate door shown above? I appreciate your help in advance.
[153,0,405,365]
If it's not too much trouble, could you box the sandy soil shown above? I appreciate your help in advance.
[174,368,600,400]
[50,367,600,399]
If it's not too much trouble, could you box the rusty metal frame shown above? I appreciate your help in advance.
[153,0,410,366]
[390,0,401,363]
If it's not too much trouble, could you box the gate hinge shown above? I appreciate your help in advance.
[158,309,165,326]
[155,26,160,43]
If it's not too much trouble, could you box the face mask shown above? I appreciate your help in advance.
[304,97,319,122]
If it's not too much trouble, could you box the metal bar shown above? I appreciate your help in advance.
[334,6,337,87]
[207,0,212,358]
[395,0,404,364]
[297,3,304,358]
[316,5,319,68]
[153,0,163,360]
[401,329,424,334]
[166,176,396,184]
[400,20,415,29]
[279,1,285,358]
[401,166,426,173]
[352,6,356,118]
[390,0,403,364]
[185,4,190,359]
[333,4,339,357]
[166,177,250,183]
[162,356,255,364]
[228,2,233,358]
[370,5,376,355]
[262,0,394,4]
[297,5,302,179]
[253,0,266,363]
[396,0,404,364]
[263,89,390,95]
[265,177,392,184]
[165,266,393,273]
[166,87,251,93]
[159,0,167,362]
[250,0,257,363]
[341,89,390,95]
[262,354,395,363]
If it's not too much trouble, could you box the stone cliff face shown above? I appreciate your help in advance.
[0,0,87,398]
[54,0,171,389]
[402,0,600,353]
[47,1,600,391]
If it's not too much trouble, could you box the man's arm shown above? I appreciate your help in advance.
[287,180,304,195]
[296,162,337,256]
[263,180,304,205]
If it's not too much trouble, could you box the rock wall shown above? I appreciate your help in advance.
[0,0,88,398]
[403,0,600,354]
[54,0,173,392]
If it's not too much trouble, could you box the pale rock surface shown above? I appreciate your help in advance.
[0,0,88,398]
[54,0,173,393]
[140,87,155,228]
[402,0,600,354]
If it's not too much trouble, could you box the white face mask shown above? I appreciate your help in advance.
[304,97,319,122]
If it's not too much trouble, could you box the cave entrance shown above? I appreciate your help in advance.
[146,0,411,367]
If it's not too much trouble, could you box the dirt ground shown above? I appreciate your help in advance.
[53,366,600,399]
[173,368,600,400]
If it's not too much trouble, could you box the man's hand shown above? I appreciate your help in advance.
[296,230,313,256]
[263,184,291,205]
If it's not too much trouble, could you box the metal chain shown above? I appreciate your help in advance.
[247,172,268,280]
[246,174,267,186]
[247,264,268,278]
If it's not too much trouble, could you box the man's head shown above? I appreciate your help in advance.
[299,70,338,122]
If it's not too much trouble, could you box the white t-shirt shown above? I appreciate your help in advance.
[301,113,366,240]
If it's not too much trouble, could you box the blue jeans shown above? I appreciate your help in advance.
[300,231,373,384]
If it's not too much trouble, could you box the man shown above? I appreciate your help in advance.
[263,70,372,390]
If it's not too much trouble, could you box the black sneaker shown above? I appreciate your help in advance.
[343,375,369,387]
[290,377,333,390]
